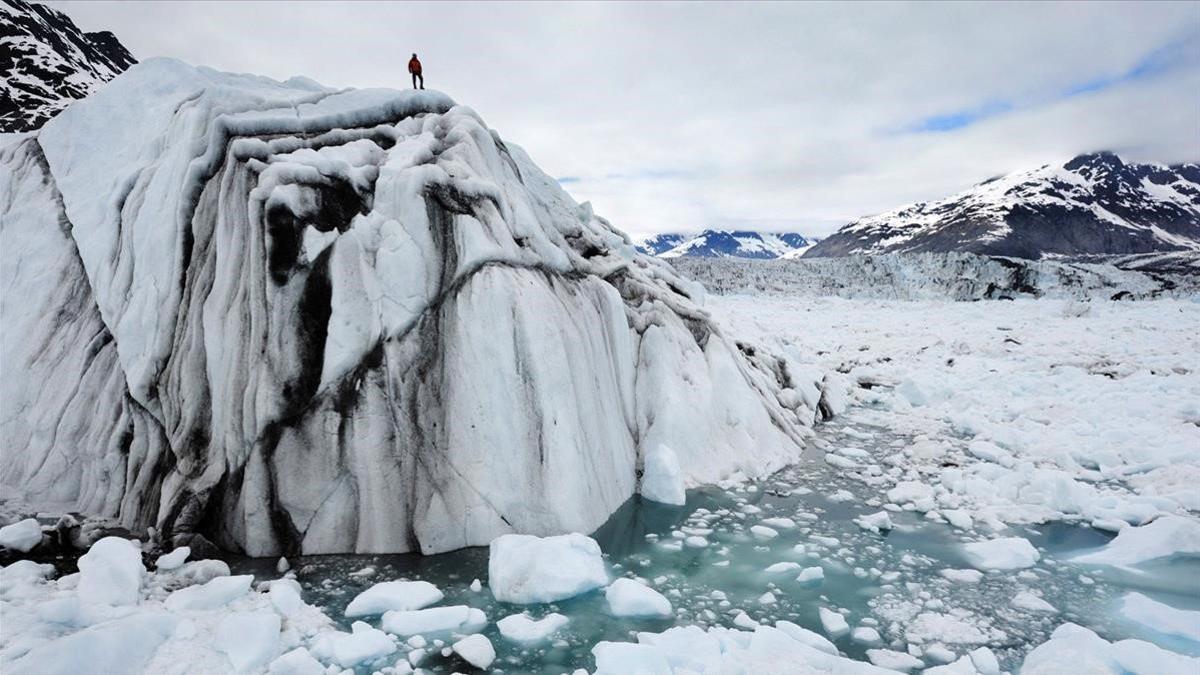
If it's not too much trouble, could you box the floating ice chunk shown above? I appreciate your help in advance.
[684,535,709,548]
[765,562,802,574]
[942,509,974,530]
[496,612,569,643]
[606,578,673,618]
[592,642,672,675]
[77,536,144,606]
[0,519,43,552]
[267,647,325,675]
[866,648,924,671]
[155,546,190,571]
[469,578,482,592]
[6,612,178,674]
[1012,591,1057,613]
[906,612,988,645]
[760,517,797,530]
[268,579,305,616]
[1072,516,1200,567]
[215,611,281,672]
[610,623,905,674]
[452,634,496,669]
[1121,592,1200,644]
[819,607,849,637]
[171,559,231,586]
[733,612,760,630]
[1020,622,1200,674]
[939,569,983,584]
[758,591,777,605]
[924,643,957,664]
[750,525,779,540]
[966,440,1015,467]
[488,533,607,603]
[641,444,686,505]
[851,626,882,645]
[855,511,894,533]
[164,575,254,611]
[829,490,855,502]
[969,646,1000,675]
[825,454,860,469]
[924,655,980,674]
[2,559,54,601]
[835,446,872,459]
[775,620,838,655]
[796,566,825,584]
[276,558,290,574]
[887,481,934,505]
[961,537,1040,570]
[381,605,487,636]
[313,620,398,668]
[344,580,444,617]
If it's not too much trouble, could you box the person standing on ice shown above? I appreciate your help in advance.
[409,53,424,90]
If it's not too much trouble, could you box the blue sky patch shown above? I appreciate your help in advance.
[902,32,1199,134]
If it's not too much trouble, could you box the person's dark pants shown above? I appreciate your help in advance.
[412,72,424,89]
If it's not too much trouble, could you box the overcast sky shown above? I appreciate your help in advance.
[53,1,1200,239]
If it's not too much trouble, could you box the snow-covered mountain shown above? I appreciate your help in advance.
[637,229,818,259]
[806,152,1200,259]
[635,232,687,255]
[1,0,136,132]
[0,58,831,556]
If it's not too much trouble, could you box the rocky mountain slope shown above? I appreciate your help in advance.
[1,0,136,132]
[806,152,1200,259]
[0,58,831,556]
[638,229,818,259]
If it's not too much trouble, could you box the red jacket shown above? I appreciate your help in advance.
[408,57,422,75]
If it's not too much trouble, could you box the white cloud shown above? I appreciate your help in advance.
[52,1,1200,239]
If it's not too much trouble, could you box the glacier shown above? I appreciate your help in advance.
[0,58,826,556]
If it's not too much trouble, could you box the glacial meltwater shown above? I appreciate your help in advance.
[229,414,1200,673]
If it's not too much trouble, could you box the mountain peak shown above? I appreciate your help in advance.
[807,153,1200,259]
[637,229,819,259]
[1064,151,1125,174]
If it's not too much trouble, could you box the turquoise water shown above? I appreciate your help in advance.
[231,416,1199,673]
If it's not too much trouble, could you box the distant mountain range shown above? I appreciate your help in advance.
[637,230,819,259]
[806,152,1200,259]
[1,0,136,132]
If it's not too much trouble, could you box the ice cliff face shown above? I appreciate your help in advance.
[0,59,825,556]
[672,252,1200,301]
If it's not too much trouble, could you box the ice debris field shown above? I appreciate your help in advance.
[4,354,1199,674]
